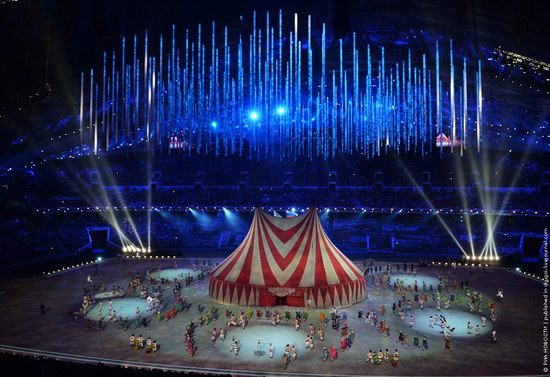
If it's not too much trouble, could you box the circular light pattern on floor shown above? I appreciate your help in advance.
[406,308,492,338]
[85,297,156,321]
[214,324,313,361]
[150,268,201,281]
[390,274,441,289]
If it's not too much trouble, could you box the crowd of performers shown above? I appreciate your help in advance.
[362,261,500,354]
[71,258,500,370]
[129,333,159,353]
[75,260,213,334]
[210,305,364,369]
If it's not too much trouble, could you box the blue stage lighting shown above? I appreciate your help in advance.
[276,106,286,115]
[211,121,218,128]
[249,111,259,120]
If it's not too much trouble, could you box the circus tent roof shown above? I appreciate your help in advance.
[209,208,366,308]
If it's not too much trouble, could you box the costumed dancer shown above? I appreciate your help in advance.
[230,338,239,356]
[322,346,329,361]
[367,350,374,364]
[329,345,337,361]
[390,349,399,367]
[318,328,325,341]
[444,334,452,351]
[291,344,297,360]
[282,354,289,370]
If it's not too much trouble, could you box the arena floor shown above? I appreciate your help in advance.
[0,257,544,376]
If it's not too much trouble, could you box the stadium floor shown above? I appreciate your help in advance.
[0,257,543,376]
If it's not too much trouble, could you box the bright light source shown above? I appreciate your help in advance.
[515,267,521,272]
[97,257,103,262]
[211,121,217,128]
[249,111,259,120]
[276,106,286,115]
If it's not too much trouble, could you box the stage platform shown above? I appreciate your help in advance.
[0,257,544,376]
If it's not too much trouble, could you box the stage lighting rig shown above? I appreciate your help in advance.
[122,244,152,254]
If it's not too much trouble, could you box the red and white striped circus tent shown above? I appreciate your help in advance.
[209,208,367,308]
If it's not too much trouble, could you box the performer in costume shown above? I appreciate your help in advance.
[367,350,374,363]
[282,354,289,369]
[373,350,381,365]
[329,345,337,360]
[318,328,324,341]
[444,334,451,351]
[390,349,399,367]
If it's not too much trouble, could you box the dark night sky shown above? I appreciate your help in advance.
[0,0,548,102]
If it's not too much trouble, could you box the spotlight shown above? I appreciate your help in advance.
[515,267,521,272]
[211,121,217,128]
[97,257,102,262]
[122,246,127,253]
[276,106,286,115]
[249,111,259,120]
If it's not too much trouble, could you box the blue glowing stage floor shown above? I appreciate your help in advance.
[391,274,440,289]
[408,308,492,337]
[86,297,156,321]
[151,268,200,281]
[214,324,309,361]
